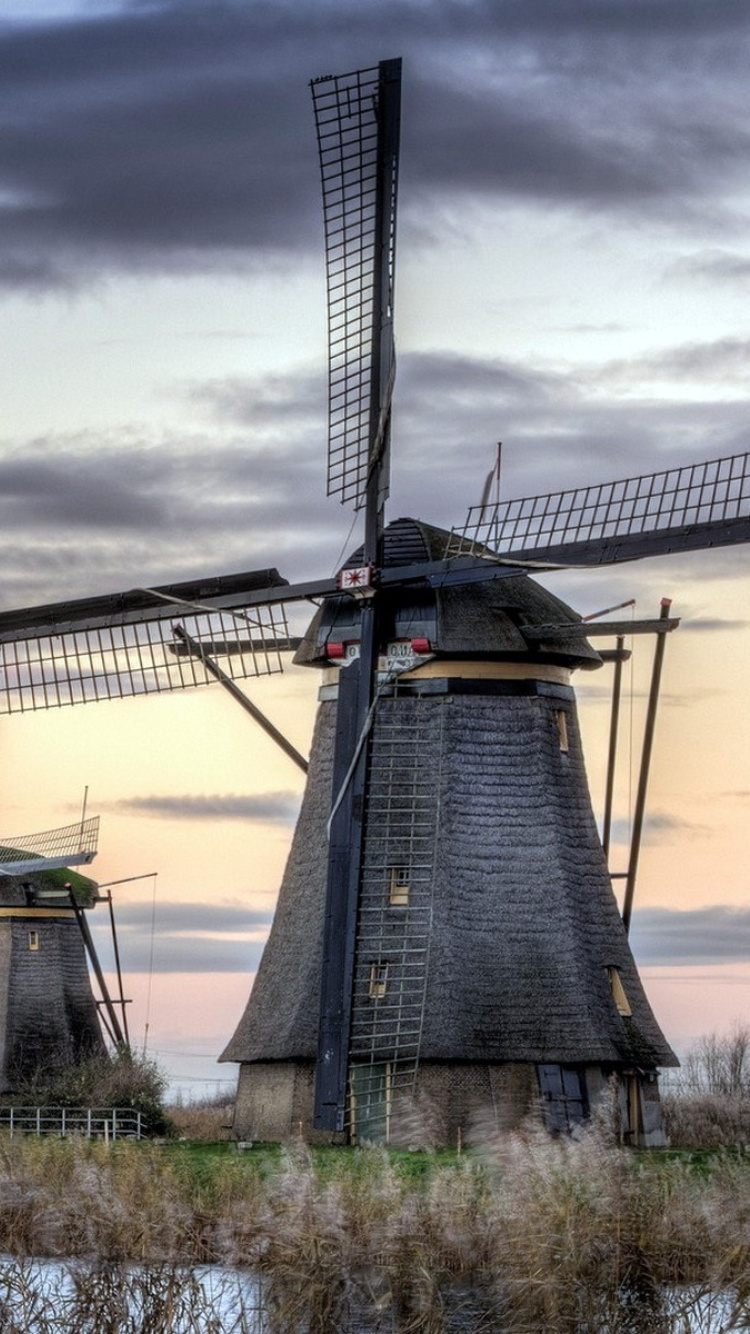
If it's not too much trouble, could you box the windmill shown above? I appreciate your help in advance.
[0,814,116,1088]
[0,59,749,1145]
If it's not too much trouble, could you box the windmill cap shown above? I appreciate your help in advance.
[294,516,602,669]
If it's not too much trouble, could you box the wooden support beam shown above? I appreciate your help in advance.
[524,617,679,640]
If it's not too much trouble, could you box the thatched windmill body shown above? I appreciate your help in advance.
[0,61,748,1143]
[0,819,107,1089]
[221,517,677,1145]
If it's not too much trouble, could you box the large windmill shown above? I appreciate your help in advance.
[0,60,749,1145]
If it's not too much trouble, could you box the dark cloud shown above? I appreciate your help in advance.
[679,617,749,633]
[1,1,750,288]
[631,904,750,966]
[593,337,750,387]
[609,812,706,847]
[668,249,750,284]
[1,345,749,610]
[89,896,750,975]
[117,792,301,823]
[89,897,272,974]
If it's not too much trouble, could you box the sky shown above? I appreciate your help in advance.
[0,0,749,1097]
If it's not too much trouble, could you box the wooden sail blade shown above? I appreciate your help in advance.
[453,450,750,566]
[0,569,291,714]
[311,59,401,510]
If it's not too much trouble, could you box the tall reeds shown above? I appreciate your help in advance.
[0,1128,746,1330]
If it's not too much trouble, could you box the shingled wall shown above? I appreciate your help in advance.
[224,676,675,1142]
[223,527,676,1145]
[0,880,105,1091]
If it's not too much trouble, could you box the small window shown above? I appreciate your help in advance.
[28,931,40,953]
[556,710,569,752]
[608,966,632,1017]
[389,866,410,906]
[369,962,389,999]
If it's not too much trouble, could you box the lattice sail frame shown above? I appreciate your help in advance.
[311,60,400,508]
[453,451,750,564]
[0,602,290,715]
[0,815,99,873]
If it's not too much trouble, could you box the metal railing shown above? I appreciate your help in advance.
[0,816,100,866]
[0,1107,142,1140]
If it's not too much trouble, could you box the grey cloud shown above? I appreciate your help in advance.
[630,904,750,967]
[668,249,750,284]
[117,792,301,823]
[679,618,749,633]
[593,337,750,387]
[105,900,273,933]
[608,812,706,847]
[2,346,750,610]
[2,1,750,288]
[192,368,325,430]
[89,897,272,974]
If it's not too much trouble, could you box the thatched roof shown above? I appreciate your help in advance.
[0,869,97,908]
[294,517,601,670]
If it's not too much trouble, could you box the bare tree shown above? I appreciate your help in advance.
[679,1022,750,1098]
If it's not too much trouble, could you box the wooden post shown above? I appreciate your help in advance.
[622,599,672,934]
[602,636,625,863]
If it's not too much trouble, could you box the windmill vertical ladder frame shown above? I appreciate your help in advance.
[346,696,443,1141]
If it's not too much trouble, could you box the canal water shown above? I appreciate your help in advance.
[0,1258,744,1331]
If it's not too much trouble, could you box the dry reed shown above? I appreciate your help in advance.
[0,1129,745,1330]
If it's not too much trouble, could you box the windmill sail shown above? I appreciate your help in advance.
[453,450,750,565]
[0,569,291,714]
[309,60,403,1132]
[312,59,401,511]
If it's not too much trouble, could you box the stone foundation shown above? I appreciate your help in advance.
[231,1059,668,1147]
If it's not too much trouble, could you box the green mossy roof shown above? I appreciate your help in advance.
[0,851,98,907]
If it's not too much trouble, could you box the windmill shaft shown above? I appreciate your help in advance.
[364,56,401,545]
[314,653,375,1130]
[459,448,750,567]
[510,515,750,567]
[0,557,538,644]
[602,636,625,862]
[312,59,401,1130]
[0,568,287,641]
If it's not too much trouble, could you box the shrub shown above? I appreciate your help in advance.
[679,1023,750,1098]
[663,1091,750,1150]
[4,1049,174,1137]
[167,1093,234,1142]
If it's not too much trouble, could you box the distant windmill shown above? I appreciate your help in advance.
[0,60,748,1144]
[0,814,126,1087]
